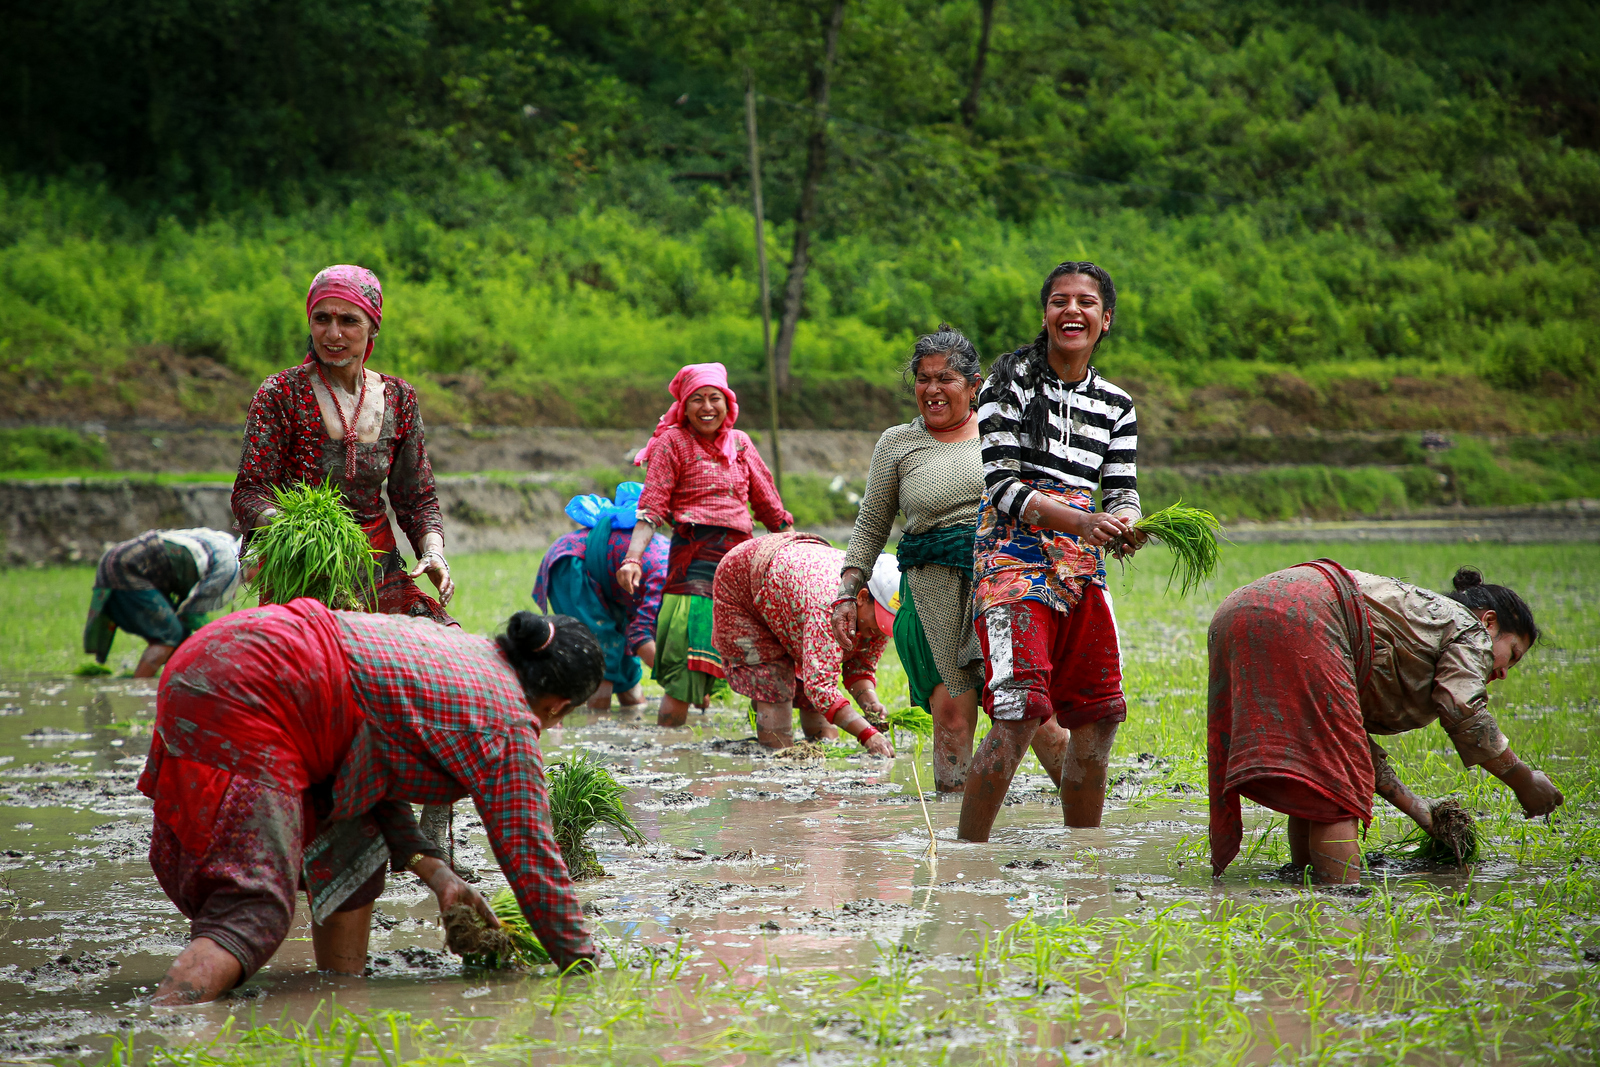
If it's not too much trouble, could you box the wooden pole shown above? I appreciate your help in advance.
[744,68,782,492]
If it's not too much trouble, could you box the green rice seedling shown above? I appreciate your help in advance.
[1390,797,1481,865]
[886,704,933,743]
[1124,501,1225,595]
[457,889,553,969]
[548,751,645,879]
[245,482,377,609]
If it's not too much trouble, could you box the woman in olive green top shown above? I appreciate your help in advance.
[832,326,1070,792]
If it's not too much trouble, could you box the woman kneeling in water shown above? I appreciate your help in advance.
[1209,562,1563,884]
[140,604,604,1003]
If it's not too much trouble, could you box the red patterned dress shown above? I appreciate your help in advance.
[140,600,595,978]
[232,364,453,623]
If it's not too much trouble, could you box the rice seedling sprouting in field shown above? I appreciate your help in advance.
[548,752,645,879]
[245,482,377,609]
[1119,501,1225,595]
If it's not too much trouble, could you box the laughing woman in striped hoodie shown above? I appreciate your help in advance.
[957,262,1147,843]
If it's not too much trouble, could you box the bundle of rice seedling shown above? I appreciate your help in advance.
[1122,502,1225,596]
[887,705,934,743]
[548,752,645,880]
[450,891,553,969]
[1396,797,1480,865]
[245,482,377,610]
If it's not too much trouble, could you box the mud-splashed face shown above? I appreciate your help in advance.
[1480,609,1531,682]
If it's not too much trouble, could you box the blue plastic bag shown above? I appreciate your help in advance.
[564,482,644,529]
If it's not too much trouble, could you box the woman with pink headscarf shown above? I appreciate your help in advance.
[232,265,454,623]
[617,363,792,726]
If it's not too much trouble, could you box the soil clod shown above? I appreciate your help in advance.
[775,740,828,760]
[1423,798,1479,865]
[442,904,514,964]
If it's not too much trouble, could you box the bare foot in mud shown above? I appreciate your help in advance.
[153,937,243,1006]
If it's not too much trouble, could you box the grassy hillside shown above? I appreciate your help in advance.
[2,0,1597,435]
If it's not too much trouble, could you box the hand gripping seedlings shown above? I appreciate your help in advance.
[245,482,378,609]
[1119,502,1225,595]
[453,891,553,969]
[548,752,646,880]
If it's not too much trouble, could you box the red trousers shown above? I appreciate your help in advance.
[977,589,1127,728]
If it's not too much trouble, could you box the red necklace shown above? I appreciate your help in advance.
[927,408,975,436]
[315,360,368,477]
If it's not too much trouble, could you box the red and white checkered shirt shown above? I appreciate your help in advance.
[323,610,595,970]
[635,425,791,533]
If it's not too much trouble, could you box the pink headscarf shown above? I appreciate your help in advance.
[634,363,740,467]
[303,265,384,365]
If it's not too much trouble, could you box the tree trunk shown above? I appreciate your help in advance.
[772,0,846,394]
[959,0,997,128]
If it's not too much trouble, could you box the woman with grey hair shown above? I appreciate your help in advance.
[831,325,1071,791]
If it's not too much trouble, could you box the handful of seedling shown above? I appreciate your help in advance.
[887,705,934,744]
[549,752,645,880]
[450,891,553,969]
[246,482,378,609]
[1398,797,1480,865]
[1113,501,1225,596]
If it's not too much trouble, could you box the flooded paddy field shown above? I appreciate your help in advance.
[0,542,1596,1065]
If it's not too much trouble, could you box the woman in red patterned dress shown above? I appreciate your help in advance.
[232,265,454,621]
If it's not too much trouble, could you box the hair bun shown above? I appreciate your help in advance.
[1452,566,1484,592]
[507,611,555,655]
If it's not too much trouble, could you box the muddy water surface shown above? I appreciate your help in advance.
[0,675,1555,1064]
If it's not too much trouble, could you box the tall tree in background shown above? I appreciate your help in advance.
[772,0,846,392]
[959,0,997,128]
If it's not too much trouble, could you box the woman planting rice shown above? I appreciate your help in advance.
[1209,563,1563,884]
[232,265,455,623]
[619,363,792,727]
[832,326,1070,792]
[140,605,604,1003]
[713,533,896,755]
[958,262,1146,843]
[82,528,241,676]
[534,484,669,709]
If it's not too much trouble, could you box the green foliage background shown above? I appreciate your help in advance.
[2,0,1597,425]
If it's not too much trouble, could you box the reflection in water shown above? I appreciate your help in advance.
[0,676,1557,1062]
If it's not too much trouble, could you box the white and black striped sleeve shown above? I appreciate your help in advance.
[977,377,1038,524]
[1101,402,1140,520]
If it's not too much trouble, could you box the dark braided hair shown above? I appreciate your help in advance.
[904,323,982,408]
[497,612,605,706]
[1442,567,1541,645]
[985,262,1118,447]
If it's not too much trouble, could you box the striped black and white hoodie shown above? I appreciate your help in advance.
[976,358,1141,523]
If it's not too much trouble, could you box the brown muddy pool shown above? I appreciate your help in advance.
[0,676,1540,1063]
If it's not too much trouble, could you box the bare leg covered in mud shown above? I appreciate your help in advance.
[957,718,1100,841]
[587,681,648,710]
[1058,719,1118,827]
[311,903,373,975]
[134,642,177,678]
[1286,816,1362,884]
[756,701,840,748]
[659,695,690,727]
[929,684,979,792]
[153,937,243,1006]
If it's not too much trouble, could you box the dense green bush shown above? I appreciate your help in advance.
[0,428,107,472]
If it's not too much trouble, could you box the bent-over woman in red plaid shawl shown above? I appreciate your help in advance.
[141,603,604,1004]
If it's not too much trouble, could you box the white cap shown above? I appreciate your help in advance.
[867,553,902,615]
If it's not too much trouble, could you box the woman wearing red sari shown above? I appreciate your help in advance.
[232,265,454,621]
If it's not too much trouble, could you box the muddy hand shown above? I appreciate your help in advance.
[1077,511,1132,549]
[863,731,895,758]
[830,600,859,652]
[1110,527,1148,560]
[421,858,499,927]
[408,551,454,605]
[1516,769,1564,818]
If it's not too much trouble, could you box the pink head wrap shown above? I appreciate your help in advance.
[303,265,384,365]
[634,363,740,467]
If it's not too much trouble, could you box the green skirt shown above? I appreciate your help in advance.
[892,573,945,712]
[653,593,726,705]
